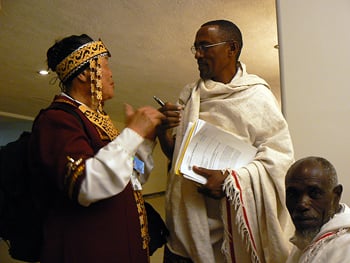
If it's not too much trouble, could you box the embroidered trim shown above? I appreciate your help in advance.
[79,104,119,140]
[53,98,119,141]
[55,40,109,82]
[133,191,150,252]
[65,156,84,199]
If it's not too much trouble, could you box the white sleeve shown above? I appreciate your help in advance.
[78,128,144,206]
[136,138,156,184]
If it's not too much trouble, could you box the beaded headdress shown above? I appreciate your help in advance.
[55,40,110,112]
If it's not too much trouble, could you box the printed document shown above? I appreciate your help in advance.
[175,119,257,184]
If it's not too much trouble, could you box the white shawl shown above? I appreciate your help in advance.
[165,62,294,263]
[287,204,350,263]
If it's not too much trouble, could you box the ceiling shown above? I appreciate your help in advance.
[0,0,280,126]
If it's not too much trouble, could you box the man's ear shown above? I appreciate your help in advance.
[230,42,236,51]
[228,41,239,56]
[332,184,343,210]
[77,69,90,83]
[334,184,343,200]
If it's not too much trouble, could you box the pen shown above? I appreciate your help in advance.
[153,96,165,107]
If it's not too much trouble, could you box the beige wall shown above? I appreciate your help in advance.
[277,0,350,203]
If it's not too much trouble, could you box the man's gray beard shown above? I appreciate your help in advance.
[295,228,321,248]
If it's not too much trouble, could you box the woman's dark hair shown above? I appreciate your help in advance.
[47,34,93,87]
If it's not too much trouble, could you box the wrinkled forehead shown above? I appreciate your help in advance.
[286,161,330,188]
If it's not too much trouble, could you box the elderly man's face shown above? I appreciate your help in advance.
[285,160,340,235]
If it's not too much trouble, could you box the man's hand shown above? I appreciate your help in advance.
[192,166,229,199]
[157,102,183,131]
[156,102,183,160]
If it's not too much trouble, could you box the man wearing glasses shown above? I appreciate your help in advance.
[158,20,294,263]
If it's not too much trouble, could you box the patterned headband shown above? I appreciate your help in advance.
[55,40,110,82]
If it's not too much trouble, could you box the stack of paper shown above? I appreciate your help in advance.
[175,119,257,184]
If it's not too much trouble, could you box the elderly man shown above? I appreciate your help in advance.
[285,156,350,263]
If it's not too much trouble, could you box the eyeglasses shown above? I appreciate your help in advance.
[190,41,231,55]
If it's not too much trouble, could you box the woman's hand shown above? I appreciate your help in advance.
[124,103,165,140]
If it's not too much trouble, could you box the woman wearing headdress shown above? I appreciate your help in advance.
[28,34,164,263]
